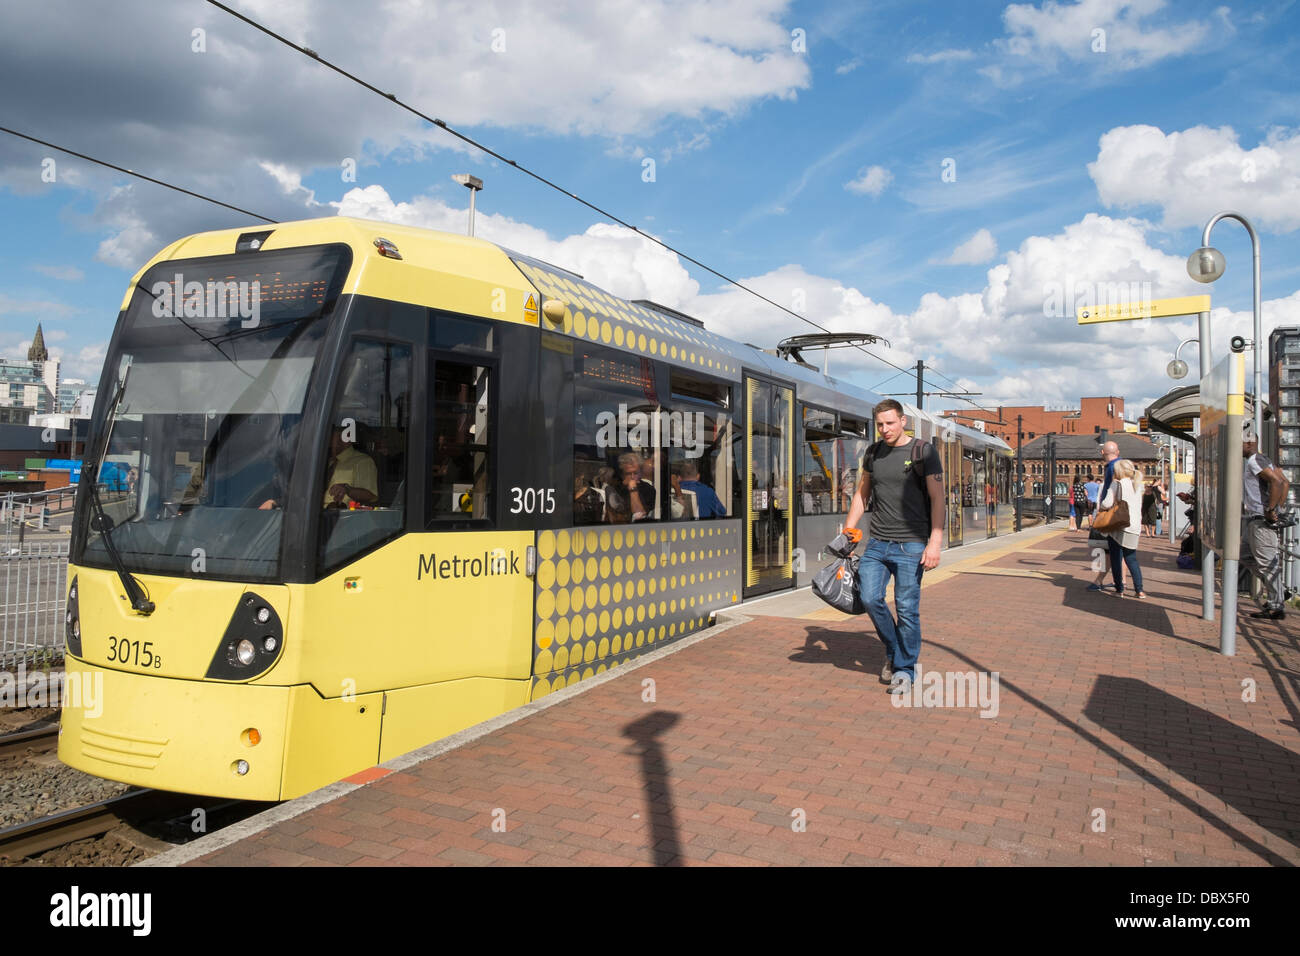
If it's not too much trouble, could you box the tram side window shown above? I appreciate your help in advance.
[666,371,732,521]
[838,416,870,513]
[574,348,661,525]
[318,339,412,573]
[429,359,493,523]
[799,406,838,516]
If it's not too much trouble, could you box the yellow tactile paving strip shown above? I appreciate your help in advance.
[800,527,1063,621]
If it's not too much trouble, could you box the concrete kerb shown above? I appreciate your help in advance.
[140,520,1068,867]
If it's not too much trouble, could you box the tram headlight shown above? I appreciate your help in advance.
[65,576,83,657]
[207,591,285,680]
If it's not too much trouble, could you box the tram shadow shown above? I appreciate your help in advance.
[788,626,881,675]
[621,711,683,867]
[1084,675,1300,857]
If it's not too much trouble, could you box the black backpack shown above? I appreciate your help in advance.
[862,438,931,511]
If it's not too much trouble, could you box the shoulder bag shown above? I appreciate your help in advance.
[1093,480,1131,533]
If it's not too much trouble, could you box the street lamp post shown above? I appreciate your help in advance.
[1046,433,1056,522]
[452,174,484,237]
[1015,415,1023,533]
[1166,337,1200,380]
[1187,211,1262,439]
[1188,211,1264,627]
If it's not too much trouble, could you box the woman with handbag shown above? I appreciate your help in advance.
[1092,459,1145,598]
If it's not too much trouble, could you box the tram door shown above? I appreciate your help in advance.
[745,377,794,597]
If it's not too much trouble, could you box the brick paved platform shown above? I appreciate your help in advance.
[153,528,1300,866]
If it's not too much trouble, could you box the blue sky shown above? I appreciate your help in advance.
[2,0,1299,418]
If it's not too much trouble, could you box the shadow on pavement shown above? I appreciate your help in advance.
[1231,615,1300,733]
[924,638,1296,865]
[1084,674,1300,855]
[621,710,682,867]
[788,626,880,675]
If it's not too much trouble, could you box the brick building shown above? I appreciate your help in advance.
[1018,432,1162,497]
[942,397,1127,450]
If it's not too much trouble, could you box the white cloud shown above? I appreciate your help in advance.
[845,165,893,197]
[906,49,975,64]
[836,58,863,74]
[32,264,84,281]
[259,162,322,207]
[233,0,811,139]
[995,0,1209,78]
[941,228,999,265]
[331,185,700,306]
[1089,124,1300,232]
[0,293,79,320]
[685,213,1233,409]
[0,0,812,279]
[55,342,109,382]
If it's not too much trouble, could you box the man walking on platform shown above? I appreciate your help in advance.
[843,400,945,696]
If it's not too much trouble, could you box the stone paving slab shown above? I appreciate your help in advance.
[170,529,1300,866]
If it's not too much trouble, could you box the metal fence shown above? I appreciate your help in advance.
[2,486,78,533]
[2,498,71,671]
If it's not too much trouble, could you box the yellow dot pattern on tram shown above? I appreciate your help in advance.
[509,256,741,379]
[528,522,741,699]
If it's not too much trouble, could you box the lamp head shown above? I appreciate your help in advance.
[1187,246,1225,283]
[1167,358,1188,379]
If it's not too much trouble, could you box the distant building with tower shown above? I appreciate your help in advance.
[0,323,71,425]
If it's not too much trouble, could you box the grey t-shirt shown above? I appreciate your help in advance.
[1243,452,1275,515]
[867,439,942,542]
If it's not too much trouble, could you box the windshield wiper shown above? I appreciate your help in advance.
[87,361,155,615]
[85,474,154,615]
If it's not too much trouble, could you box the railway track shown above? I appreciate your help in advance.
[0,788,253,862]
[0,725,59,758]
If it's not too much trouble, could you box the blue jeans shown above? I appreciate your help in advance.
[1107,537,1144,594]
[858,538,926,680]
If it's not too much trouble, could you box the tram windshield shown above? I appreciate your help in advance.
[74,245,350,581]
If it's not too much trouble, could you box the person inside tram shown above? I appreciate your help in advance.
[679,458,726,518]
[604,451,656,523]
[574,471,605,524]
[323,424,378,509]
[668,464,696,520]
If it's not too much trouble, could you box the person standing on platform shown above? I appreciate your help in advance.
[1087,443,1122,592]
[1241,428,1291,620]
[1084,471,1100,528]
[1096,459,1146,598]
[1071,478,1088,531]
[843,399,945,696]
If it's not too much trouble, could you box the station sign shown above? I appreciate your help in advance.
[1076,295,1211,324]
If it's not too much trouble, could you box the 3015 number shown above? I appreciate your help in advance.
[510,487,556,514]
[107,636,162,669]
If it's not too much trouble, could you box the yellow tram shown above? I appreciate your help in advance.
[59,217,1011,799]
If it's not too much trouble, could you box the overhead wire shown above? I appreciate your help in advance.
[0,125,277,224]
[9,6,995,412]
[203,0,979,390]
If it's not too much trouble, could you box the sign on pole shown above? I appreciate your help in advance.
[1076,294,1212,324]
